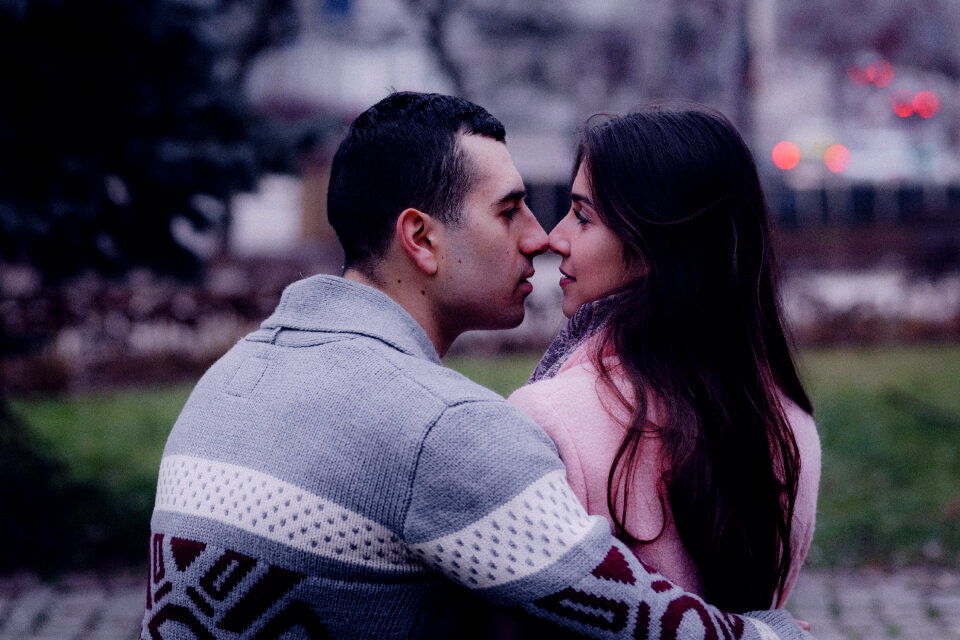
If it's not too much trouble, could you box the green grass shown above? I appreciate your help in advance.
[8,344,960,570]
[797,345,960,568]
[443,353,539,397]
[11,385,192,511]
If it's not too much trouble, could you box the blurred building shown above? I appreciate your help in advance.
[230,0,960,254]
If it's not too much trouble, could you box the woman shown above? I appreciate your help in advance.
[508,104,820,613]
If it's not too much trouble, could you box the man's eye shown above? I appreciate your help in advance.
[502,207,520,220]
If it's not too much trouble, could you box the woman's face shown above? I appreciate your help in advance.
[549,163,646,317]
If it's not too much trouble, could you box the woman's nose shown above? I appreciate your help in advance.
[548,217,572,256]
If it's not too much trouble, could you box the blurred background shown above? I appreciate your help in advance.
[1,0,959,638]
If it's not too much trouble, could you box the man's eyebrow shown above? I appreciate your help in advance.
[496,189,526,207]
[572,192,594,206]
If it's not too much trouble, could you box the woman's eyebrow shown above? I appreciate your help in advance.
[572,192,593,206]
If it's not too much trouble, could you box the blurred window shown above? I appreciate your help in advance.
[324,0,350,17]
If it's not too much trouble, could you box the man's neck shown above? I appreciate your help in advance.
[343,267,454,357]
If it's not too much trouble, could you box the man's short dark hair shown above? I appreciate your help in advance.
[327,92,506,271]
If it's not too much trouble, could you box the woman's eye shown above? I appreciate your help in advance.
[572,208,588,224]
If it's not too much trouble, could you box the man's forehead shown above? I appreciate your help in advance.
[460,134,525,203]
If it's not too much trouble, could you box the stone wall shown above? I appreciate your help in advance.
[3,232,960,394]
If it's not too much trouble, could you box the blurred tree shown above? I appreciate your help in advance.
[207,0,300,89]
[405,0,467,97]
[0,0,301,280]
[663,0,754,132]
[780,0,960,79]
[396,0,753,140]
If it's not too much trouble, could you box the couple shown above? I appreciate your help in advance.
[141,92,819,639]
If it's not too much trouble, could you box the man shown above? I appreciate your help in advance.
[141,92,811,639]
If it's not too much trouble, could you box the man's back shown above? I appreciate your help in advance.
[143,275,595,638]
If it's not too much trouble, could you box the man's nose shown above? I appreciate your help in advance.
[519,209,549,257]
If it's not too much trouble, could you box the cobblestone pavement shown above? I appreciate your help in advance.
[1,568,959,639]
[788,568,960,639]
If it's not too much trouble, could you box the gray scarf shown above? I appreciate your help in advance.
[528,293,620,383]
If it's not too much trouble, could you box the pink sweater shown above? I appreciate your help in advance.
[508,336,821,606]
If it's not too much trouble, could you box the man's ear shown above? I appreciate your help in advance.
[395,208,440,275]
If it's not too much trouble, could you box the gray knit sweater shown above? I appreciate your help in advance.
[141,275,812,639]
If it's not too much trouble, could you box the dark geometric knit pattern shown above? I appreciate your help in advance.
[143,533,330,640]
[140,275,810,640]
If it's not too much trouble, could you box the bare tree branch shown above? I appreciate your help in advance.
[406,0,467,97]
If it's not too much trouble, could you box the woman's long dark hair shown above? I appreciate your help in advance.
[577,104,812,612]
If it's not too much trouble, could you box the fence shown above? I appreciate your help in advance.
[524,180,960,231]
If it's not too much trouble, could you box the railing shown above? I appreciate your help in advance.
[765,181,960,228]
[524,180,960,230]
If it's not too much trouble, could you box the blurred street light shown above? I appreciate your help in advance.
[891,89,916,118]
[846,58,894,87]
[912,90,941,119]
[772,141,802,170]
[824,144,852,173]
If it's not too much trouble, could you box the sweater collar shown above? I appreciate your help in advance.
[528,292,621,383]
[260,274,441,364]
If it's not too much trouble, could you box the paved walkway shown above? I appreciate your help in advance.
[787,568,960,639]
[1,568,959,639]
[0,571,143,640]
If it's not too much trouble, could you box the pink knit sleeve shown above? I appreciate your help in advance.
[508,383,590,507]
[779,401,822,606]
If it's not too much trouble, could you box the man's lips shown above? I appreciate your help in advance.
[518,268,535,294]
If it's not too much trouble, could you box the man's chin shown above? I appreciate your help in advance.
[489,316,525,332]
[501,304,526,329]
[502,313,525,330]
[471,309,525,332]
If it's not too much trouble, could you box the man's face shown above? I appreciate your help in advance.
[433,134,548,336]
